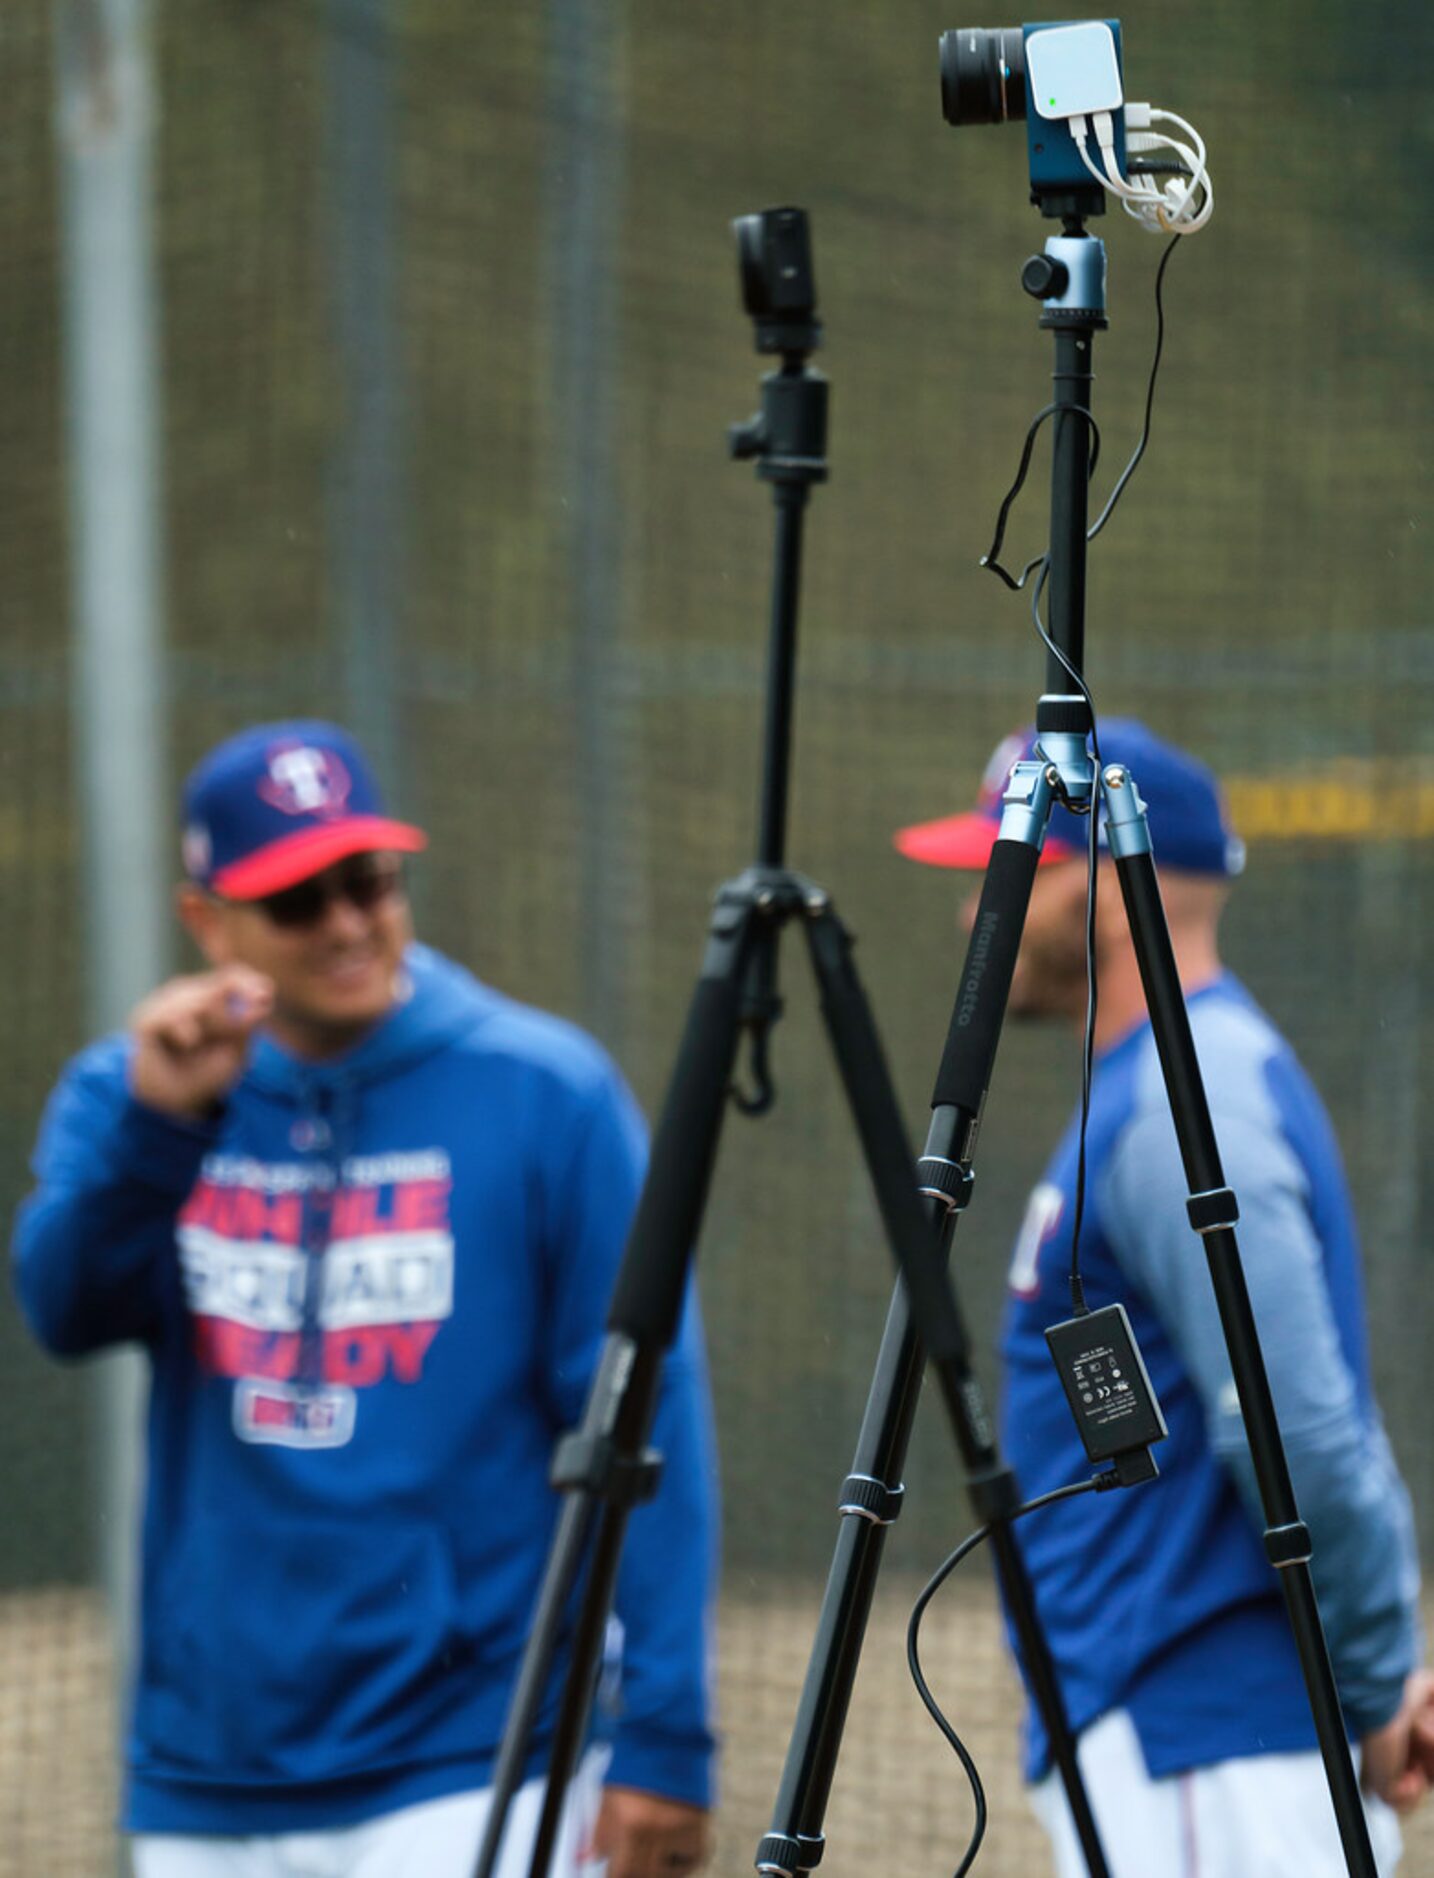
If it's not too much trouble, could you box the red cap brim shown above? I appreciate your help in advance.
[211,818,428,898]
[893,812,1079,870]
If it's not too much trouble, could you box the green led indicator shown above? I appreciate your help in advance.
[1049,95,1058,107]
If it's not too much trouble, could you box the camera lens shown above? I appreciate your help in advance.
[939,26,1026,127]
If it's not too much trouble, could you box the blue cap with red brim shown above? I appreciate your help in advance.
[181,720,428,898]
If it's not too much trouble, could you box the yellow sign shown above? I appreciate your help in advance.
[1224,759,1434,842]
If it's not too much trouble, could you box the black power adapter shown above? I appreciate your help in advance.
[1046,1303,1168,1487]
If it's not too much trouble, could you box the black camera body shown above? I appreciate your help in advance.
[733,207,821,357]
[940,20,1128,217]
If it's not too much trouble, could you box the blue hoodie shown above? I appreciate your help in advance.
[12,946,719,1834]
[1000,974,1420,1783]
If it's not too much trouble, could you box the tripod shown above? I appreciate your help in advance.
[470,206,1105,1878]
[884,215,1376,1876]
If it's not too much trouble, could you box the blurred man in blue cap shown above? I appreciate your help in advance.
[13,720,718,1878]
[897,719,1432,1877]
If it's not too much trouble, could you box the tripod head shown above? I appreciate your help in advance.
[1020,220,1107,328]
[728,207,828,487]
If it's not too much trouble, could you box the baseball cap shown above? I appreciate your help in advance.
[894,718,1245,878]
[181,720,428,898]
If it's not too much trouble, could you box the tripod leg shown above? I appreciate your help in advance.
[523,1394,657,1878]
[754,1282,922,1878]
[471,1416,607,1878]
[1104,770,1378,1878]
[784,898,1112,1878]
[801,901,977,1401]
[754,1275,1110,1878]
[472,891,762,1878]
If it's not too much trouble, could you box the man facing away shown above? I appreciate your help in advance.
[896,719,1433,1878]
[12,720,718,1878]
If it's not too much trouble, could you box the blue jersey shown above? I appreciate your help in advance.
[12,946,718,1833]
[1000,973,1419,1781]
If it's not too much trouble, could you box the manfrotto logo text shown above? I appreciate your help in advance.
[957,911,999,1027]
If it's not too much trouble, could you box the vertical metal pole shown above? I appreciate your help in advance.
[53,0,169,1831]
[545,0,630,1047]
[324,0,407,799]
[755,482,808,871]
[1044,322,1095,691]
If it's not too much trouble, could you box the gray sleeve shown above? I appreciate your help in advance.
[1100,1047,1421,1734]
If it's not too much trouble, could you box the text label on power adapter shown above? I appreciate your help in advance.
[1046,1303,1168,1468]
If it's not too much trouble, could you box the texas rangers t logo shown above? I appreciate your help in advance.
[259,744,352,818]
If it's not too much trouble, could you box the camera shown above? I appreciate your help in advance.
[939,21,1128,215]
[732,207,821,356]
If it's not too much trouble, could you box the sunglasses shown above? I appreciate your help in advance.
[247,855,404,930]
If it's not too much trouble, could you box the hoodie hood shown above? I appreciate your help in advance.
[244,943,501,1102]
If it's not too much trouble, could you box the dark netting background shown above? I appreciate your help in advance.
[3,1,1433,1871]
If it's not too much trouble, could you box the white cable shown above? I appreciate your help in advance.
[1068,102,1213,235]
[1130,102,1212,233]
[1071,112,1138,202]
[1147,106,1213,231]
[1073,112,1151,202]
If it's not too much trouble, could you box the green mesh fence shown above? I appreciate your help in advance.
[3,1,1434,1871]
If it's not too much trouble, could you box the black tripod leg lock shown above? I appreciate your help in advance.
[1186,1186,1240,1234]
[756,1830,825,1876]
[916,1154,975,1214]
[1265,1521,1314,1570]
[837,1473,905,1525]
[549,1431,664,1506]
